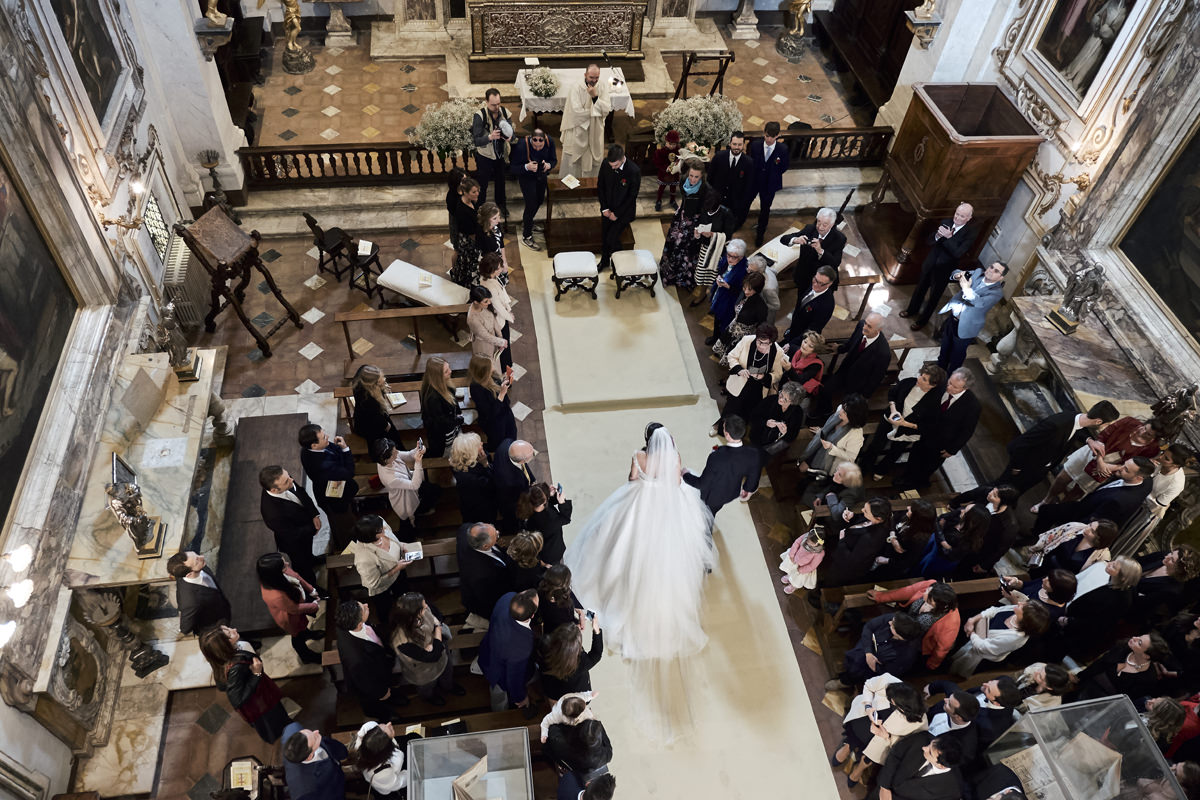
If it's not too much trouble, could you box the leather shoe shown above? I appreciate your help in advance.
[909,321,924,331]
[704,335,717,346]
[898,310,911,318]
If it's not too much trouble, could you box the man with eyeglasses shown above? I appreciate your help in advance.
[510,128,558,250]
[560,64,612,179]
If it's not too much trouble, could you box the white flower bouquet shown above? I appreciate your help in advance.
[412,98,477,157]
[668,141,713,173]
[653,95,743,150]
[526,67,561,98]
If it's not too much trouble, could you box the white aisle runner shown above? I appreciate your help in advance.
[520,219,840,798]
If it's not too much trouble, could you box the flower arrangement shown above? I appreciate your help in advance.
[526,67,561,98]
[412,98,478,156]
[653,95,743,150]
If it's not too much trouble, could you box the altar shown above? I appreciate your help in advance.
[467,0,648,61]
[515,66,634,121]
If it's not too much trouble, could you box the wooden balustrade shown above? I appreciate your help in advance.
[238,142,478,190]
[626,126,893,170]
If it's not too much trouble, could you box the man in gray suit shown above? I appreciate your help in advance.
[936,261,1007,373]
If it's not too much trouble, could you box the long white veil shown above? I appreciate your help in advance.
[563,425,717,741]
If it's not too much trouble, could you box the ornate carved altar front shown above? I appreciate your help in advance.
[467,0,647,60]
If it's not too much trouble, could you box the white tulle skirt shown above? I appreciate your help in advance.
[564,477,716,661]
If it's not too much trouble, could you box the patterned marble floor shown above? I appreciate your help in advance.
[248,27,871,151]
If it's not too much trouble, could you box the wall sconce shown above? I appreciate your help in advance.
[905,5,942,49]
[99,214,145,232]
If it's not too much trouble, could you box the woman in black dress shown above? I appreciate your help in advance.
[351,364,402,450]
[1029,518,1119,579]
[870,498,938,581]
[518,482,573,564]
[419,357,461,458]
[450,176,482,286]
[475,202,509,286]
[468,354,517,452]
[821,497,894,587]
[446,167,465,238]
[537,563,584,633]
[1066,632,1174,711]
[199,626,291,743]
[448,432,497,525]
[716,323,786,433]
[659,159,715,290]
[538,619,603,702]
[712,270,768,356]
[1130,545,1200,628]
[748,380,806,460]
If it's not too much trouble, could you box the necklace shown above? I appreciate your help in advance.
[1122,654,1149,672]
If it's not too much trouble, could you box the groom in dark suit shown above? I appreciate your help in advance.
[259,465,322,587]
[166,550,231,635]
[684,415,762,516]
[596,144,641,275]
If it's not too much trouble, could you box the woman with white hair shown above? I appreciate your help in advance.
[704,238,749,345]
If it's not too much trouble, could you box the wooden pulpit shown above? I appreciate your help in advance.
[858,83,1044,283]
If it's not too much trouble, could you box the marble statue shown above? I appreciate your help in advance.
[105,482,154,549]
[204,0,228,27]
[1151,383,1199,441]
[155,302,189,368]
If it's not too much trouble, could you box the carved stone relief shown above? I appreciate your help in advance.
[1015,77,1062,137]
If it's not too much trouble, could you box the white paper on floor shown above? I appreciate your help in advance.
[511,401,533,421]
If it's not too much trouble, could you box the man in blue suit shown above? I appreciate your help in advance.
[749,121,790,247]
[478,589,539,712]
[936,261,1007,373]
[282,723,349,800]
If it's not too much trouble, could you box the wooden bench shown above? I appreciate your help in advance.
[810,492,957,519]
[333,378,471,422]
[335,305,472,378]
[331,708,540,748]
[217,413,310,636]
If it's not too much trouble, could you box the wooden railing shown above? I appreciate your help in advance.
[626,126,893,170]
[238,142,478,190]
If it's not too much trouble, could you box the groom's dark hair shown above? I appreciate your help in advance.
[723,415,747,441]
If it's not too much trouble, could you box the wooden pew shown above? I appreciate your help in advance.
[333,378,471,424]
[821,573,1029,630]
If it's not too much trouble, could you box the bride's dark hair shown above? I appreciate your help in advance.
[644,422,663,445]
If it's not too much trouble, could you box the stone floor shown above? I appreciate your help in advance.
[247,25,873,151]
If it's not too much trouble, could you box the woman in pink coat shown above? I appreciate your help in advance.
[257,552,323,664]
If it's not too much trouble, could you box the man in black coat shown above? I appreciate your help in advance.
[896,368,981,489]
[1033,456,1155,533]
[596,144,641,274]
[683,415,761,517]
[970,764,1026,800]
[876,731,965,800]
[259,465,322,587]
[779,208,846,289]
[827,613,924,688]
[976,401,1119,498]
[493,438,537,534]
[902,202,978,329]
[822,313,890,411]
[510,128,558,249]
[166,550,231,635]
[858,364,946,477]
[334,600,406,719]
[783,266,837,345]
[457,522,515,628]
[707,131,756,229]
[923,689,982,767]
[298,423,358,551]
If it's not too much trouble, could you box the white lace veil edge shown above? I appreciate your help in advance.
[644,427,678,481]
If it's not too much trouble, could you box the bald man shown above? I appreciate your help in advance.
[902,203,978,330]
[493,438,538,533]
[559,64,612,178]
[824,312,891,405]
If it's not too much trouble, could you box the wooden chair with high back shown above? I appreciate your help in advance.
[303,212,351,280]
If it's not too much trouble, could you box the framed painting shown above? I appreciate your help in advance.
[1118,126,1200,347]
[0,154,80,529]
[1034,0,1137,99]
[47,0,122,124]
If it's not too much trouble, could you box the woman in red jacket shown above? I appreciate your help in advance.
[257,552,323,664]
[865,580,960,670]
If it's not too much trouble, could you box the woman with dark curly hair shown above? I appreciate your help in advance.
[918,504,991,579]
[537,563,585,633]
[1067,632,1175,711]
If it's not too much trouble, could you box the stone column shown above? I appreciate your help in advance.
[128,0,247,209]
[728,0,760,40]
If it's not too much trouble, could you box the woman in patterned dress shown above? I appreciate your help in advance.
[658,160,715,289]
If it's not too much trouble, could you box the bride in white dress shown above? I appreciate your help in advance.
[564,426,716,661]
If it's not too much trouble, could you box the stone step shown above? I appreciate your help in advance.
[239,166,882,238]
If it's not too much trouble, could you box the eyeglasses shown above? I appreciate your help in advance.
[531,135,545,141]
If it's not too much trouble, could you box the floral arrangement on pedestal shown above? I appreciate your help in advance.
[653,95,743,151]
[526,67,561,98]
[412,98,478,156]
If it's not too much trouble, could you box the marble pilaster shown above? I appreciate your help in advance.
[127,0,247,208]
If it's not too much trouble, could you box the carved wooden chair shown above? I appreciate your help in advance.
[303,212,352,280]
[342,232,385,305]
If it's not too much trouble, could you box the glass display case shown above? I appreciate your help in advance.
[408,726,533,800]
[985,696,1186,800]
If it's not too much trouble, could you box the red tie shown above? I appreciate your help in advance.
[857,338,866,353]
[941,396,951,411]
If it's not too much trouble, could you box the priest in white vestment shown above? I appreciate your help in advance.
[559,64,612,178]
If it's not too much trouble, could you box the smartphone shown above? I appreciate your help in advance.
[585,610,595,621]
[999,578,1009,591]
[556,483,563,496]
[417,437,424,448]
